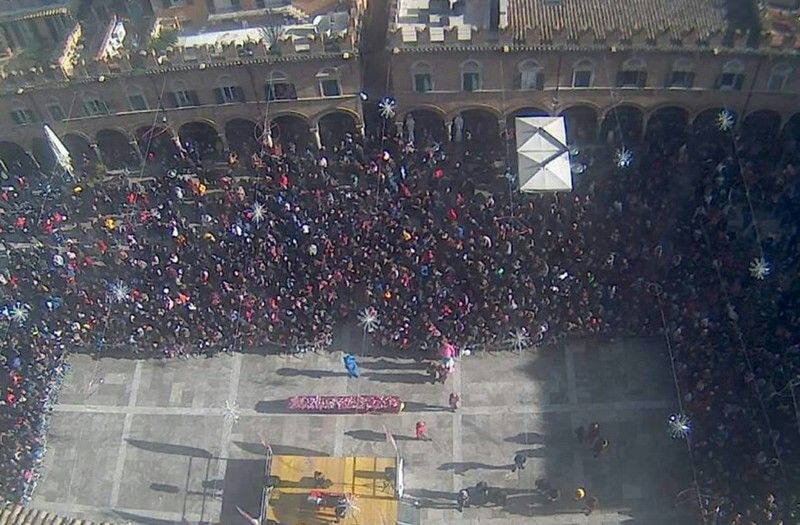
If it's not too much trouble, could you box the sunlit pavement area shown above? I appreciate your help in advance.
[32,337,694,525]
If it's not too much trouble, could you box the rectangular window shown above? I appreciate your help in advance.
[173,90,198,107]
[128,94,148,111]
[668,71,694,89]
[321,79,341,97]
[462,72,480,92]
[616,70,646,88]
[46,103,65,121]
[10,108,36,125]
[266,82,297,101]
[767,73,788,92]
[222,85,241,103]
[717,73,744,91]
[414,73,432,93]
[83,99,109,116]
[572,70,592,87]
[519,71,543,90]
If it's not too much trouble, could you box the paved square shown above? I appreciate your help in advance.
[33,337,695,524]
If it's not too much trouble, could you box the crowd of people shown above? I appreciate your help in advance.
[0,106,797,521]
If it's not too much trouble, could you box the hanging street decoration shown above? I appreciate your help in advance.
[378,97,397,120]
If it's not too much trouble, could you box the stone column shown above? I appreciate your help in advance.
[310,126,322,149]
[445,121,453,142]
[129,139,144,165]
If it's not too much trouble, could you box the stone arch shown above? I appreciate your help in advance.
[0,141,37,173]
[600,105,644,145]
[31,138,57,173]
[692,107,736,135]
[178,121,224,161]
[318,111,357,147]
[505,106,549,136]
[62,133,98,166]
[270,114,311,150]
[781,113,800,143]
[559,105,599,145]
[96,129,139,170]
[456,107,500,143]
[645,106,689,150]
[135,125,179,162]
[224,118,263,156]
[405,108,446,145]
[742,109,781,141]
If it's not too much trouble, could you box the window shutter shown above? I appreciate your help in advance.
[189,90,200,106]
[514,72,521,90]
[236,86,246,103]
[213,87,224,104]
[10,111,21,125]
[735,75,744,90]
[167,92,178,108]
[536,73,544,90]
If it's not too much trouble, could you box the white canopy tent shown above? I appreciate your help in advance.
[43,124,74,176]
[515,116,573,192]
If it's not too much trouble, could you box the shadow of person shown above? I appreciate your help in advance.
[504,431,546,445]
[345,429,417,442]
[364,372,431,384]
[438,462,511,475]
[276,368,346,379]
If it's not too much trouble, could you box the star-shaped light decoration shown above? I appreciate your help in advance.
[357,307,380,334]
[668,413,691,439]
[506,328,531,353]
[378,97,396,120]
[749,257,770,280]
[223,399,240,424]
[717,109,735,132]
[251,201,266,224]
[9,303,29,324]
[615,147,633,168]
[109,280,130,303]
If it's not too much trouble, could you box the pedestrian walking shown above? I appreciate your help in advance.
[583,494,599,515]
[587,422,600,443]
[343,353,359,378]
[448,392,460,411]
[415,420,430,440]
[575,425,585,444]
[511,453,527,472]
[592,437,609,458]
[457,488,470,512]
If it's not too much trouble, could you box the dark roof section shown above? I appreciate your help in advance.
[507,0,733,43]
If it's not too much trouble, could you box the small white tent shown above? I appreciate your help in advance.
[515,116,572,192]
[43,124,74,176]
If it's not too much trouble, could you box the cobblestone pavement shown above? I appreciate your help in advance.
[33,337,695,524]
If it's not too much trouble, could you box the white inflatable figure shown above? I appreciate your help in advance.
[453,114,464,143]
[405,113,416,144]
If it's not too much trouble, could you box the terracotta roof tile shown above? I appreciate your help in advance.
[508,0,730,43]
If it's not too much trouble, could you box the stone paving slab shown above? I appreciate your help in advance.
[33,338,695,524]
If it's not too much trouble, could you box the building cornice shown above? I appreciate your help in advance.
[390,43,800,59]
[0,51,359,96]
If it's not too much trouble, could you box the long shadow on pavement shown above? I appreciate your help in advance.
[254,399,292,414]
[438,461,510,475]
[126,438,212,458]
[233,440,329,457]
[363,372,430,384]
[402,401,450,412]
[276,368,346,379]
[345,429,417,442]
[359,358,427,370]
[504,431,546,444]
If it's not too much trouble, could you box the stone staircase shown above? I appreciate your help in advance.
[0,504,120,525]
